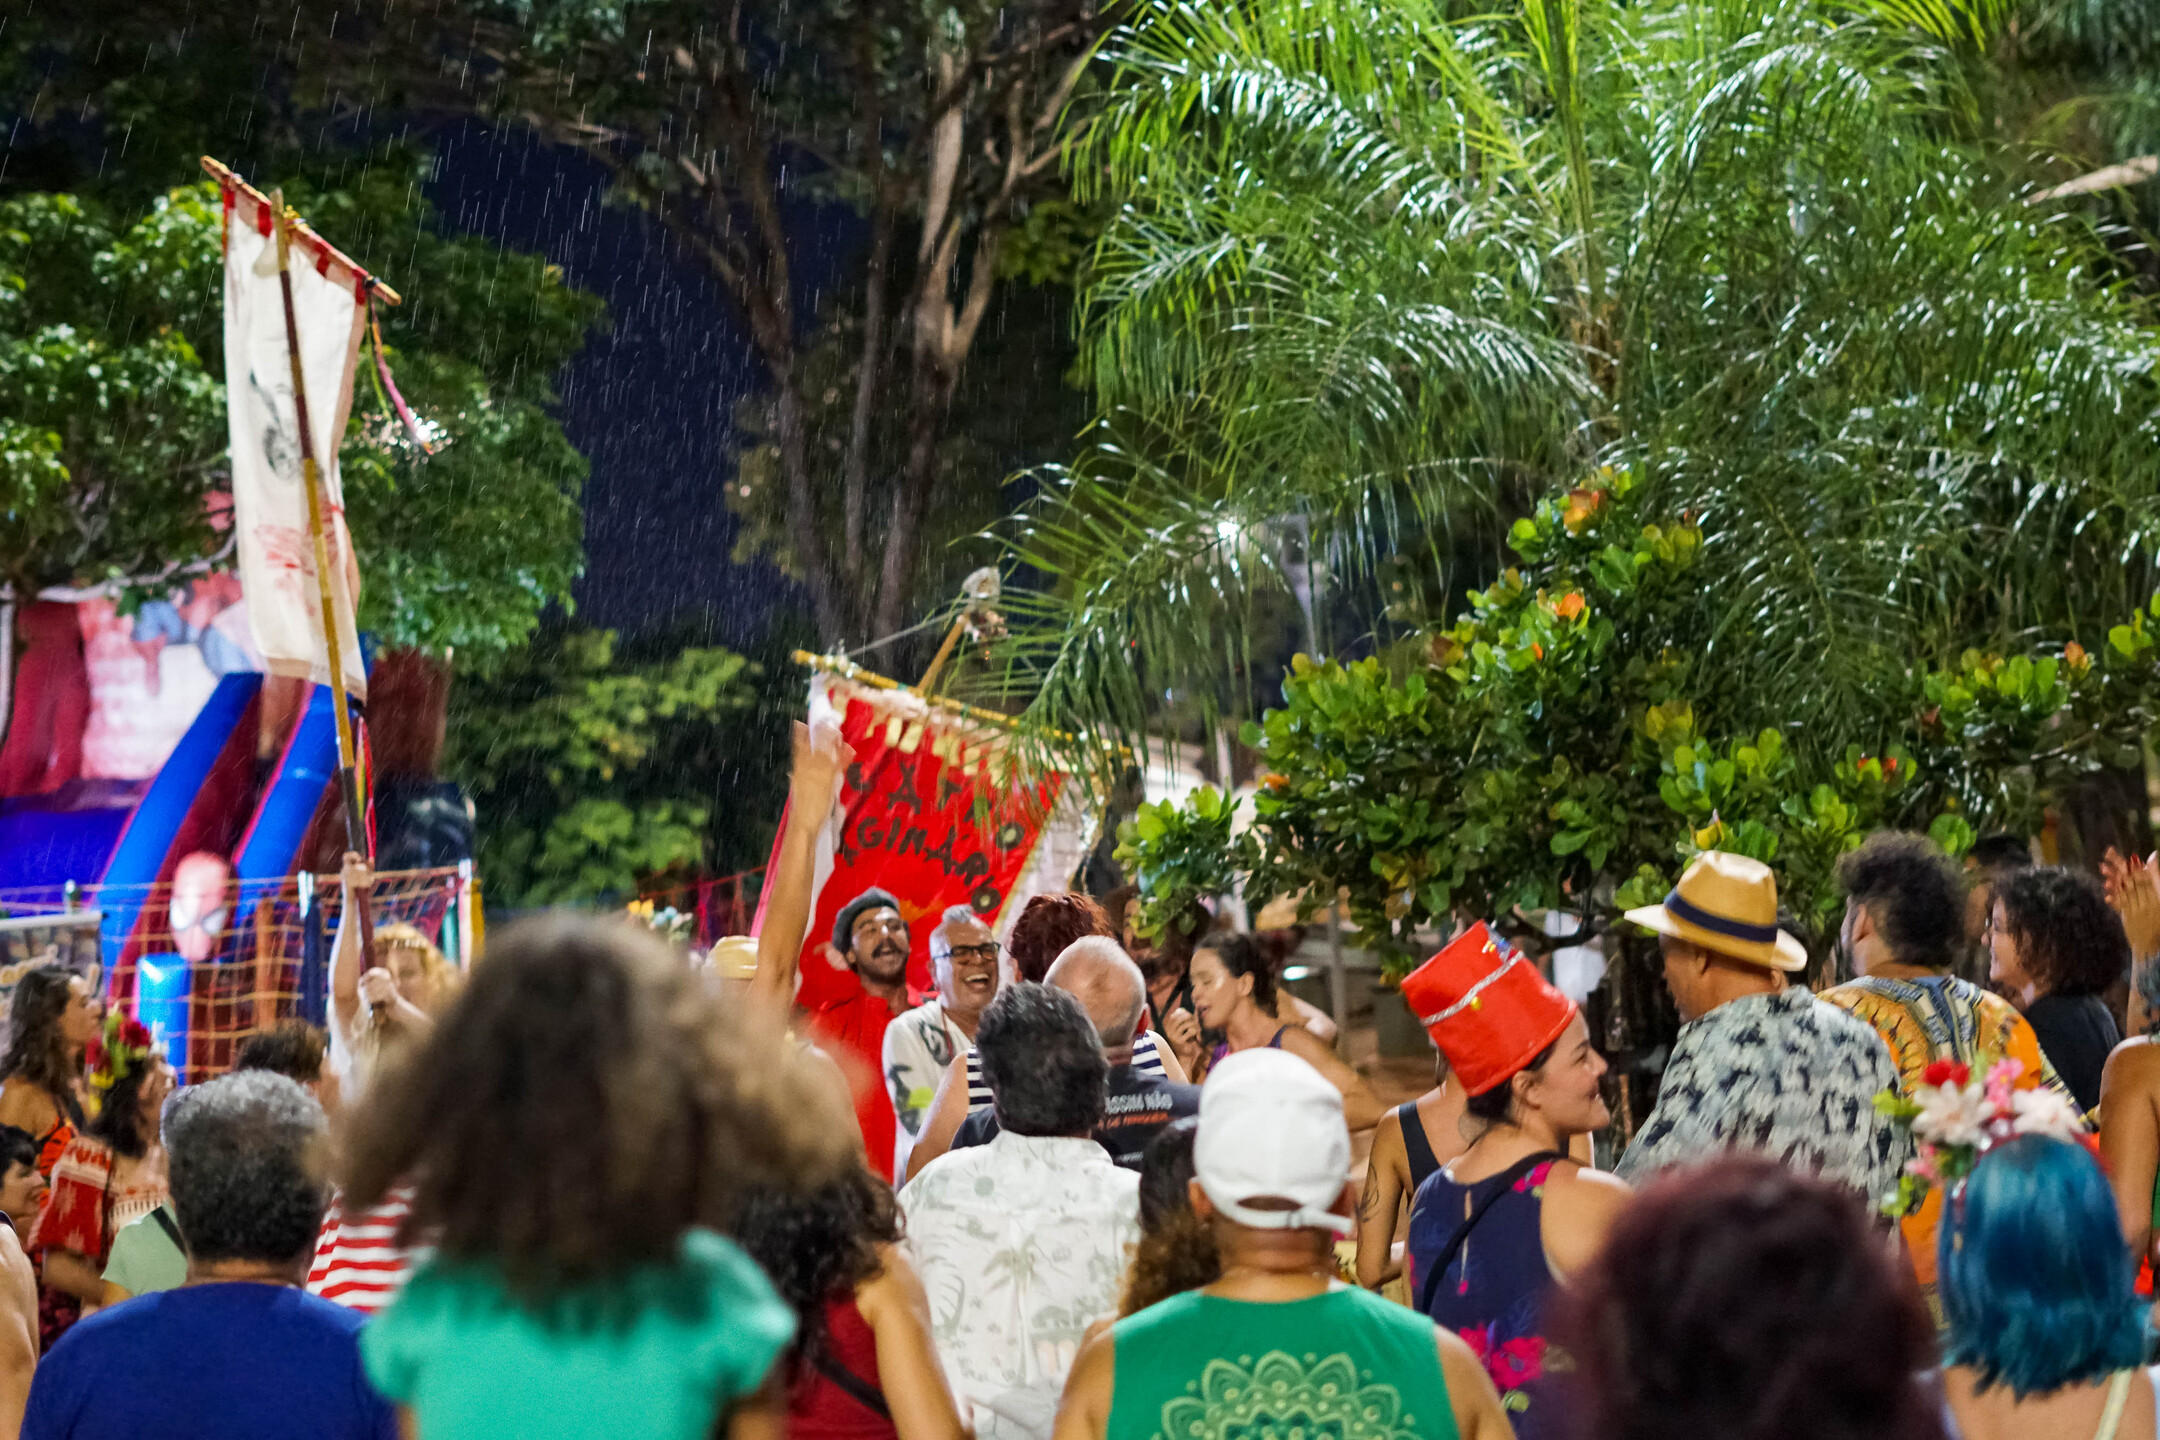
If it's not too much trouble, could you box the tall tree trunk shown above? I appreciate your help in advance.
[876,363,958,643]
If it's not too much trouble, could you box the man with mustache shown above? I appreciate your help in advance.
[884,906,1003,1177]
[807,887,917,1181]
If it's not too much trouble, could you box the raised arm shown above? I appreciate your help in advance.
[904,1055,975,1183]
[754,720,852,1009]
[2101,1042,2160,1261]
[330,851,372,1047]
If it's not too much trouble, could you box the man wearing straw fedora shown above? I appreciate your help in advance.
[1616,852,1906,1204]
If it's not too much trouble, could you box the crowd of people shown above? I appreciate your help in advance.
[0,716,2157,1440]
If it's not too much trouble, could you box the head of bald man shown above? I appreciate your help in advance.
[1043,935,1148,1064]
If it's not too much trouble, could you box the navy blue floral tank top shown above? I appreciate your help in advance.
[1405,1158,1565,1440]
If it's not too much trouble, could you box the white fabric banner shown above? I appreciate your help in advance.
[222,188,368,701]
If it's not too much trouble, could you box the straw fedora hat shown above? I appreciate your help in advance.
[1623,850,1808,972]
[708,934,761,982]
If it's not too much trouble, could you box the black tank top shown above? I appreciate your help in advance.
[1398,1100,1443,1194]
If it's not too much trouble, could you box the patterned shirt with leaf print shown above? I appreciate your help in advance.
[899,1130,1140,1440]
[1615,986,1909,1205]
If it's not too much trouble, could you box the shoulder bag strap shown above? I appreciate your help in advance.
[1414,1150,1566,1318]
[812,1348,892,1421]
[150,1205,184,1250]
[2092,1369,2133,1440]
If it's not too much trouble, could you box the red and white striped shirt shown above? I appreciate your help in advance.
[307,1184,418,1314]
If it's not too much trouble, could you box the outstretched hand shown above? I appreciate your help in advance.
[789,718,854,818]
[2107,849,2160,962]
[340,850,373,897]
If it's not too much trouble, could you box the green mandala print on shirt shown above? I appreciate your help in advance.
[1158,1351,1413,1440]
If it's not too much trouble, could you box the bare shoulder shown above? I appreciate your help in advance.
[1277,1026,1342,1068]
[1541,1157,1630,1219]
[856,1241,930,1320]
[1545,1157,1629,1194]
[2106,1035,2160,1079]
[0,1081,51,1132]
[1056,1322,1119,1429]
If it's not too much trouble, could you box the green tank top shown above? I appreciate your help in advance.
[1106,1287,1462,1440]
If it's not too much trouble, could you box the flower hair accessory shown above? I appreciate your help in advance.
[86,1009,157,1097]
[1876,1058,2090,1217]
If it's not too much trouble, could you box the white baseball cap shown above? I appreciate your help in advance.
[1194,1048,1354,1236]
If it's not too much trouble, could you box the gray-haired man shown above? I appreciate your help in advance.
[884,904,1003,1175]
[23,1072,397,1440]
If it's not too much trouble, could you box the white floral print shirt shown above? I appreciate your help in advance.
[899,1131,1139,1440]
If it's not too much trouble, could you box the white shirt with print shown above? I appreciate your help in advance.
[883,999,973,1177]
[899,1131,1140,1440]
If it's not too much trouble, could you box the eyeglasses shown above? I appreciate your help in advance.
[936,943,1001,965]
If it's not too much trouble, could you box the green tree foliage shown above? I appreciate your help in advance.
[995,0,2160,784]
[444,627,767,904]
[0,164,599,657]
[1115,470,2160,977]
[1112,785,1250,942]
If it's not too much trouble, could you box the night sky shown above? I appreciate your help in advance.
[426,121,846,647]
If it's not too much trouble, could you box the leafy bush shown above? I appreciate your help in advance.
[1131,470,2160,978]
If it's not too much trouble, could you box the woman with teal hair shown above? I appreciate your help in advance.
[1939,1135,2154,1439]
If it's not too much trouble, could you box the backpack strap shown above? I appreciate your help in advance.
[1414,1150,1566,1317]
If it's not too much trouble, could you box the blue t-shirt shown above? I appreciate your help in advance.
[23,1283,397,1440]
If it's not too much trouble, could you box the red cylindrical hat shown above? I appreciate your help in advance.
[1399,922,1578,1095]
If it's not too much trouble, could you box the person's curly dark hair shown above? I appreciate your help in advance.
[1997,866,2130,998]
[1194,932,1277,1010]
[1007,893,1115,983]
[1836,831,1964,971]
[729,1163,901,1377]
[342,912,855,1301]
[85,1055,163,1160]
[1554,1155,1941,1440]
[1120,1118,1219,1316]
[1,965,84,1127]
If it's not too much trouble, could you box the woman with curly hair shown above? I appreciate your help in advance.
[30,1013,173,1347]
[348,911,854,1440]
[730,1166,965,1440]
[1007,893,1116,985]
[1990,867,2128,1113]
[1118,1118,1218,1318]
[0,965,101,1176]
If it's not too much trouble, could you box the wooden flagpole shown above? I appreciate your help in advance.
[270,189,375,949]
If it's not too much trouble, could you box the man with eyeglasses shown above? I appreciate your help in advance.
[884,906,1004,1177]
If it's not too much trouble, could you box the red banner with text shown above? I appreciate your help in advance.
[766,680,1065,1011]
